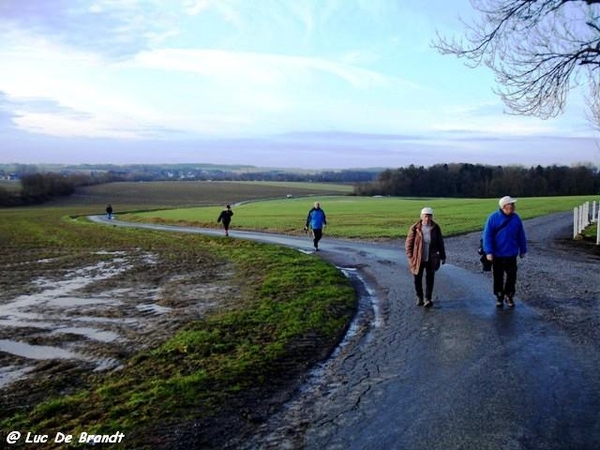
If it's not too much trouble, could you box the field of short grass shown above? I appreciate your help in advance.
[125,195,596,239]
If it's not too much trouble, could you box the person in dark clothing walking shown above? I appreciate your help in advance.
[304,201,327,251]
[217,204,234,236]
[482,196,527,308]
[405,207,446,308]
[105,204,113,220]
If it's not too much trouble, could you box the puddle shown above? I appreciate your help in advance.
[0,254,146,388]
[0,366,33,387]
[340,267,381,327]
[0,339,88,361]
[137,303,172,315]
[50,327,120,343]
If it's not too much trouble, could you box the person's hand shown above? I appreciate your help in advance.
[486,254,493,262]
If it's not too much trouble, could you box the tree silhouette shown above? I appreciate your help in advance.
[433,0,600,124]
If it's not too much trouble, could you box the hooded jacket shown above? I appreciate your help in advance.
[405,220,446,275]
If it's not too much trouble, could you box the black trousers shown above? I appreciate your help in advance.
[492,256,518,298]
[414,260,435,300]
[312,228,323,248]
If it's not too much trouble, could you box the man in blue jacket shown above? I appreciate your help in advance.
[483,196,527,308]
[304,201,327,251]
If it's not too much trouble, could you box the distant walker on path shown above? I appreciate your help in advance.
[105,204,113,220]
[304,201,327,251]
[217,204,234,236]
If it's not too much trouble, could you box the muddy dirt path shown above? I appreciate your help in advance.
[88,214,600,449]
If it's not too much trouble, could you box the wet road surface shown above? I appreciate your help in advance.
[90,215,600,449]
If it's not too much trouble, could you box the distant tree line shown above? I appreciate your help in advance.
[354,163,600,198]
[102,167,377,183]
[0,172,112,206]
[0,166,378,207]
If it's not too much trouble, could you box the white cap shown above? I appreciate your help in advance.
[499,196,517,208]
[421,207,434,216]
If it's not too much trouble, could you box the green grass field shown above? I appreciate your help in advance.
[125,195,597,239]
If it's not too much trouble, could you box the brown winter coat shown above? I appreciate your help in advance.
[405,220,446,275]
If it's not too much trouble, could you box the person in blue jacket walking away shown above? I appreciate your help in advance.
[304,201,327,251]
[482,196,527,308]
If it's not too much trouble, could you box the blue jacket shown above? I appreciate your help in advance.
[483,209,527,257]
[306,207,327,230]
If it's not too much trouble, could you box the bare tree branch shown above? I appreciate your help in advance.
[433,0,600,123]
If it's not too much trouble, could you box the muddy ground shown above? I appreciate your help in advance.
[0,247,239,414]
[0,238,342,448]
[1,214,599,447]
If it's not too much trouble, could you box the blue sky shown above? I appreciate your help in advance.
[1,0,598,169]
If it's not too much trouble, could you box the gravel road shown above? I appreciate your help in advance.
[444,211,600,346]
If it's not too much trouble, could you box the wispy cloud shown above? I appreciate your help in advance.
[130,48,393,89]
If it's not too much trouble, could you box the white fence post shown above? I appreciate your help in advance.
[585,201,590,225]
[573,200,599,244]
[597,209,600,245]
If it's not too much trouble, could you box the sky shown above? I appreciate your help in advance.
[0,0,599,170]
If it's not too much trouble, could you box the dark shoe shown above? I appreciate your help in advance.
[496,295,504,308]
[416,296,424,306]
[424,299,433,308]
[506,296,515,307]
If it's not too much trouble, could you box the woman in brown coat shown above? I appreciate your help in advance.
[405,207,446,307]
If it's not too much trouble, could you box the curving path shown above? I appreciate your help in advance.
[90,214,600,449]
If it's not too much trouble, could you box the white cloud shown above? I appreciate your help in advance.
[13,112,139,139]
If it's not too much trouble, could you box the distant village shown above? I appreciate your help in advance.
[0,163,379,184]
